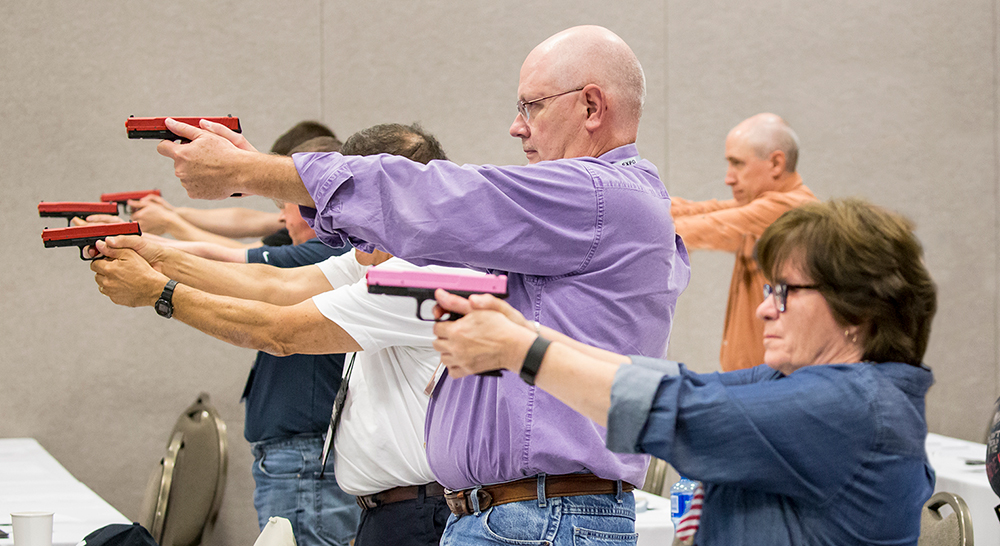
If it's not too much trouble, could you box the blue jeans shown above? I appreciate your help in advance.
[440,488,637,545]
[250,435,361,546]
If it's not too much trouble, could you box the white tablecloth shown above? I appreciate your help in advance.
[925,432,998,544]
[634,490,674,545]
[0,438,130,546]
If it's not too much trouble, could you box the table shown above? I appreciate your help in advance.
[634,490,674,545]
[925,432,998,544]
[0,438,130,546]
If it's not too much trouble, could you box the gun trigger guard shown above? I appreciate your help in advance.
[414,296,429,321]
[415,295,438,322]
[414,295,462,322]
[79,246,102,261]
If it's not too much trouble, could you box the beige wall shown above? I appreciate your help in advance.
[1,1,996,544]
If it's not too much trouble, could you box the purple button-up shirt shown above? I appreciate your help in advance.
[295,144,690,489]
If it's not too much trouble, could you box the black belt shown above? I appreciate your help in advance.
[356,482,446,510]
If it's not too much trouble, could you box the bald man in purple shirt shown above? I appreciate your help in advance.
[152,25,689,546]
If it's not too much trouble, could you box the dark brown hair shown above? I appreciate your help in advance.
[755,198,937,365]
[288,136,342,154]
[270,121,340,155]
[341,123,447,164]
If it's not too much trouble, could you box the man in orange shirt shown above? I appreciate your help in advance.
[672,113,818,371]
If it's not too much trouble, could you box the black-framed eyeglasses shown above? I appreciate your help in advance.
[763,283,820,313]
[516,87,585,123]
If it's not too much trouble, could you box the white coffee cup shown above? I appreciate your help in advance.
[10,512,53,546]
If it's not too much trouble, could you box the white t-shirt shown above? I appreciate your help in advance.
[312,250,466,496]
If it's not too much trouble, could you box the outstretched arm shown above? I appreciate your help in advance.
[156,118,315,206]
[174,207,283,238]
[131,202,256,248]
[673,191,810,251]
[91,245,360,355]
[97,235,332,305]
[670,195,735,218]
[142,234,249,263]
[432,290,874,504]
[128,192,283,239]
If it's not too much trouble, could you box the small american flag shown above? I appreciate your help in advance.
[673,483,704,544]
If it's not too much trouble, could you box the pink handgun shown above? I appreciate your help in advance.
[367,268,509,376]
[366,268,508,322]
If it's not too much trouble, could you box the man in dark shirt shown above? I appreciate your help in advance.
[242,200,358,546]
[186,136,360,546]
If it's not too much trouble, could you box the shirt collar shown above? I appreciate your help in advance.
[596,143,640,164]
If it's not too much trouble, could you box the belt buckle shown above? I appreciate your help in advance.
[444,487,494,516]
[355,494,379,510]
[444,489,472,516]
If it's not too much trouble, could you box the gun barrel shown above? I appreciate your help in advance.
[38,201,120,218]
[126,116,242,140]
[41,222,142,247]
[366,269,508,296]
[100,190,161,204]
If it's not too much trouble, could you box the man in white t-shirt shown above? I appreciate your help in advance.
[90,124,456,546]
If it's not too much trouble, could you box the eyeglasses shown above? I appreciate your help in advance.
[762,283,820,313]
[516,87,585,123]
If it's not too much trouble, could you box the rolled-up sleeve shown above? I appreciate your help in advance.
[292,152,618,275]
[607,356,681,453]
[294,152,357,249]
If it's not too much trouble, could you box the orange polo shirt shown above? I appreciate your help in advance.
[672,174,817,371]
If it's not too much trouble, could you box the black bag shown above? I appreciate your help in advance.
[79,523,159,546]
[985,396,1000,521]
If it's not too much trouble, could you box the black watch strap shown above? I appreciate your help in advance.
[155,279,178,319]
[520,336,551,386]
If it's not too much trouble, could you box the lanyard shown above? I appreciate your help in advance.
[319,352,357,478]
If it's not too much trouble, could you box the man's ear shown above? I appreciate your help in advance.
[769,150,787,178]
[582,84,606,132]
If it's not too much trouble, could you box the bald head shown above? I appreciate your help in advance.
[511,26,646,162]
[729,113,800,173]
[528,26,645,132]
[723,113,801,204]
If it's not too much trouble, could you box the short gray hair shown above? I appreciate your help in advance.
[745,119,800,172]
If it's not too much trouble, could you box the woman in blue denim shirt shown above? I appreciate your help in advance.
[432,198,937,545]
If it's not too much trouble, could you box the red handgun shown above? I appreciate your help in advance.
[100,190,161,213]
[42,222,142,260]
[126,116,241,141]
[38,201,120,225]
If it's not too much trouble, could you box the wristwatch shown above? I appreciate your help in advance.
[154,280,178,319]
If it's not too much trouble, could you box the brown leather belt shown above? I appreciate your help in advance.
[443,474,634,516]
[356,482,446,510]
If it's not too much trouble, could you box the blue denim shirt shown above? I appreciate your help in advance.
[609,358,935,545]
